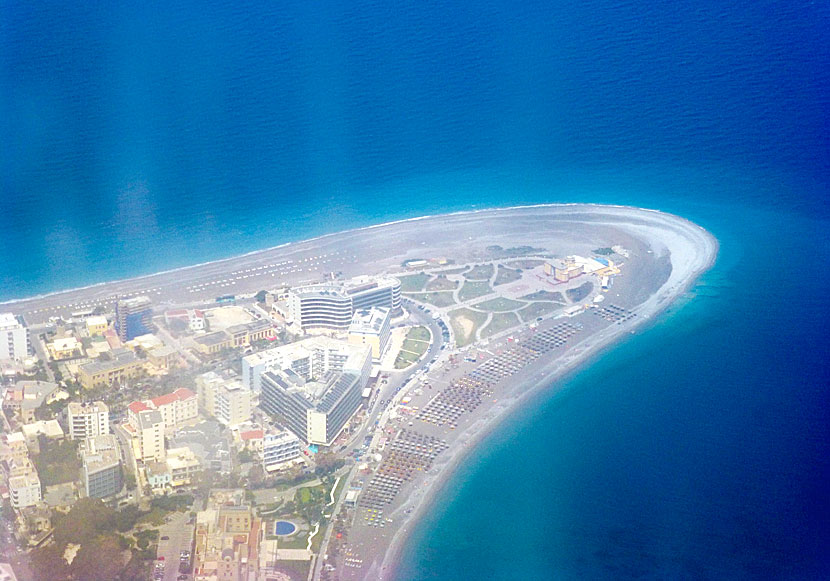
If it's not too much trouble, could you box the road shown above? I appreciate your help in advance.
[312,305,444,581]
[156,511,195,581]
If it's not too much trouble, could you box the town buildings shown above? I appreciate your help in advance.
[193,492,261,581]
[67,401,109,440]
[0,312,28,362]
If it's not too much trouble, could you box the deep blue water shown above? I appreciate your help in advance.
[3,1,829,578]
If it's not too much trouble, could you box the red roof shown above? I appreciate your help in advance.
[128,401,149,413]
[173,387,196,400]
[150,392,179,407]
[241,430,264,441]
[150,387,196,408]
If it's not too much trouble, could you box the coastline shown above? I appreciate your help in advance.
[371,209,719,580]
[0,202,701,307]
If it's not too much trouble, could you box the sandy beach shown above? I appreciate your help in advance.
[327,206,717,581]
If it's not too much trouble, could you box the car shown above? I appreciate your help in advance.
[161,535,169,540]
[158,556,165,561]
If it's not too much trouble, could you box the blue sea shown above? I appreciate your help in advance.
[3,1,829,578]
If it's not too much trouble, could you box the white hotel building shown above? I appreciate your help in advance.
[287,275,401,332]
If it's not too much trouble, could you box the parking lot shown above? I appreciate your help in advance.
[156,511,195,581]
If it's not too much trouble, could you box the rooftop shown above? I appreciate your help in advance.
[349,307,390,334]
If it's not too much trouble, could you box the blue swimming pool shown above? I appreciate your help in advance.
[274,520,296,536]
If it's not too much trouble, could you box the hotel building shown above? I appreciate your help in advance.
[257,337,371,445]
[287,275,401,331]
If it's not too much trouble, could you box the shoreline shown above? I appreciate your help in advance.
[371,209,718,580]
[0,202,702,307]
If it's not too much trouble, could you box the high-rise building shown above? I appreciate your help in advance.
[257,337,371,445]
[0,312,28,362]
[115,296,154,341]
[80,434,123,499]
[67,401,110,440]
[195,373,252,427]
[130,409,166,463]
[287,275,401,331]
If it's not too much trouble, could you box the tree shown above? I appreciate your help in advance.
[70,536,126,581]
[30,544,71,581]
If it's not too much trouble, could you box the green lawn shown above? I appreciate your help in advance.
[493,266,523,286]
[458,281,493,302]
[403,291,457,307]
[394,351,421,369]
[520,290,565,302]
[448,308,489,347]
[518,302,559,321]
[482,312,521,337]
[402,339,429,355]
[425,275,458,291]
[406,326,431,342]
[463,264,495,280]
[475,297,527,312]
[398,273,430,292]
[566,281,594,303]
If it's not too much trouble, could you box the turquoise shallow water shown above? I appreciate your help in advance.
[3,0,829,578]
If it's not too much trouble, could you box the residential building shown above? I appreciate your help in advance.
[67,401,109,440]
[9,473,41,510]
[287,275,401,331]
[257,337,371,445]
[20,420,64,453]
[145,461,171,492]
[0,313,28,362]
[77,349,142,389]
[85,315,109,336]
[115,296,154,342]
[348,307,391,361]
[47,337,83,360]
[262,430,301,472]
[128,388,198,432]
[6,381,59,424]
[79,434,123,499]
[166,446,201,487]
[196,373,251,428]
[164,308,206,333]
[128,409,165,463]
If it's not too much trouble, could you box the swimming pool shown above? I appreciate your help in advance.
[274,520,296,536]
